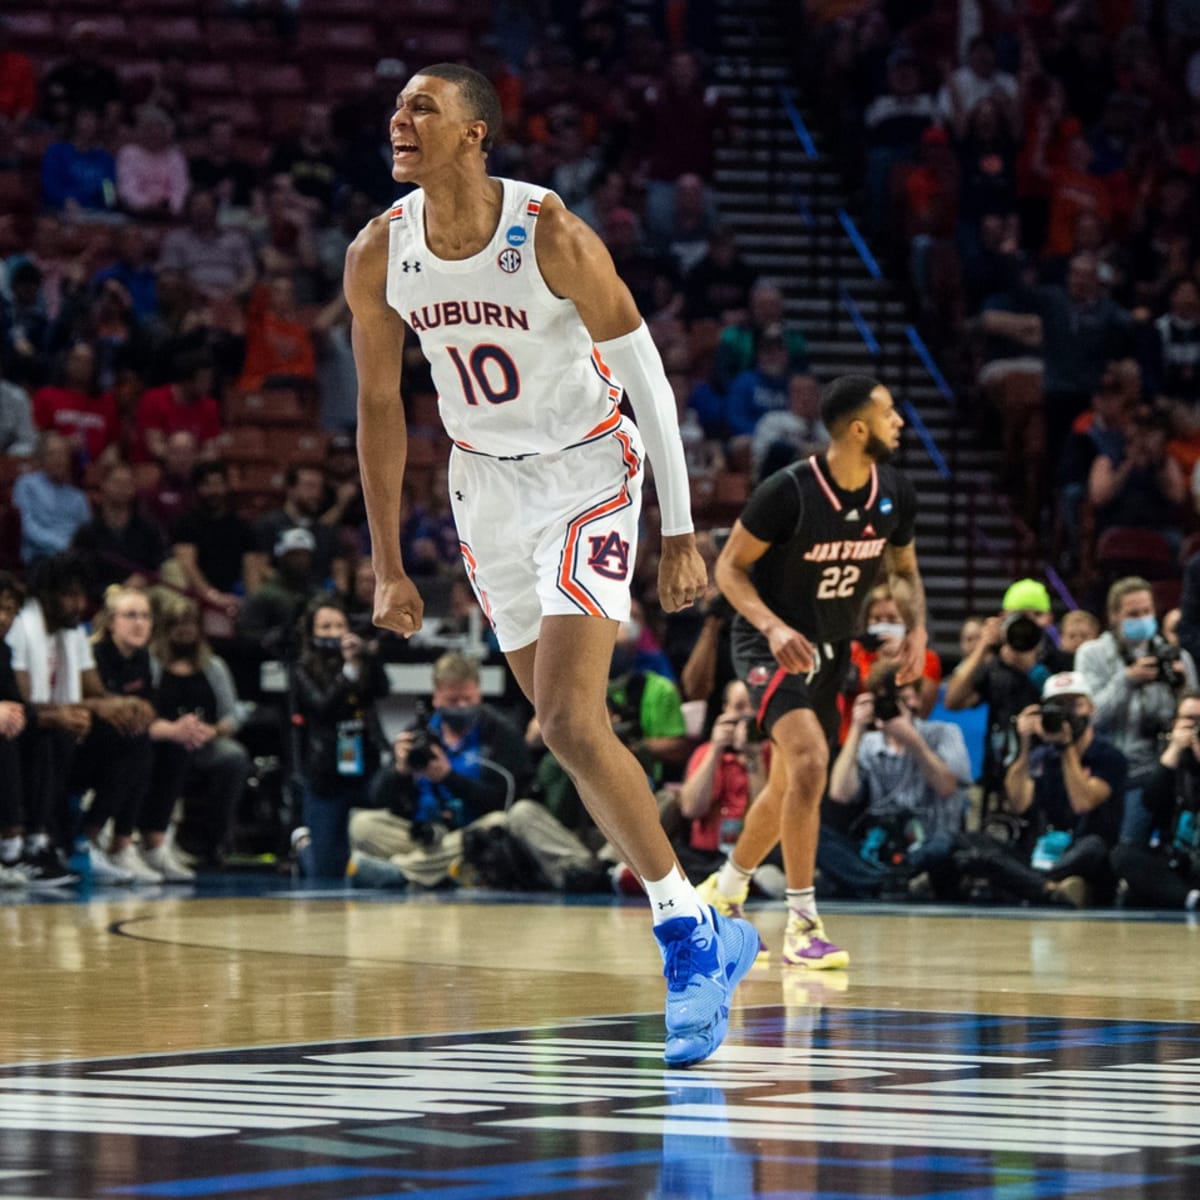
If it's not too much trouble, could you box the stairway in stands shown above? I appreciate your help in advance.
[706,0,1024,651]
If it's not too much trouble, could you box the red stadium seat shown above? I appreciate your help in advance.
[269,429,330,467]
[1095,526,1175,581]
[215,426,270,464]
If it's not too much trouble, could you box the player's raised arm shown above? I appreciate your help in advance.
[344,214,424,637]
[534,197,706,612]
[715,521,815,674]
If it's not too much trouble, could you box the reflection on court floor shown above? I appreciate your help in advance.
[2,1005,1199,1199]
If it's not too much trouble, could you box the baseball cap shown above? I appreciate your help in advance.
[1042,671,1092,702]
[1002,578,1051,613]
[274,526,316,557]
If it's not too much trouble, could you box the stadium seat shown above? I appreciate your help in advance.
[226,389,307,427]
[215,426,270,464]
[1095,526,1175,581]
[1152,577,1182,615]
[269,429,330,467]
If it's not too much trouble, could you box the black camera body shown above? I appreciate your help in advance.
[407,728,444,771]
[1039,699,1071,738]
[871,672,902,722]
[1148,634,1182,683]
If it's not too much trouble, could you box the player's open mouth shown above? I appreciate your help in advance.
[393,143,419,158]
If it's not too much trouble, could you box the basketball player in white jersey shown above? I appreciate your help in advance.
[344,63,759,1066]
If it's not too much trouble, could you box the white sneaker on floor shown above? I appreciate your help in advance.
[0,861,28,888]
[140,843,195,882]
[109,844,163,884]
[87,844,135,885]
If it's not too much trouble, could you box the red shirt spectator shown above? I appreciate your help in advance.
[134,352,220,462]
[0,36,36,121]
[31,342,117,463]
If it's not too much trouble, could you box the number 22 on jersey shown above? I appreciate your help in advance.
[817,564,860,599]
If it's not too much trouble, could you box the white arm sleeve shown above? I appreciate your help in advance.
[594,322,694,536]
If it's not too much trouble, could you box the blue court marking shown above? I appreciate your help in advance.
[778,86,819,158]
[835,208,882,279]
[111,1166,400,1195]
[839,283,880,354]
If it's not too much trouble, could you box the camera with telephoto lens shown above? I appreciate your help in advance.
[1148,634,1182,684]
[1002,612,1043,653]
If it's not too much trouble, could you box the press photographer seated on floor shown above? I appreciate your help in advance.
[823,662,971,900]
[954,672,1126,908]
[1111,690,1200,912]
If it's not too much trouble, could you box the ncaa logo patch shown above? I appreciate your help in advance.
[747,665,772,687]
[497,248,522,273]
[505,225,527,247]
[880,496,894,514]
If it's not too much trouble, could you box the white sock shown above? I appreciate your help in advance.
[25,833,49,855]
[787,887,818,922]
[716,856,753,898]
[1186,889,1200,912]
[644,866,707,925]
[1,836,21,864]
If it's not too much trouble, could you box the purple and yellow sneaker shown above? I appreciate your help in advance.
[782,913,850,969]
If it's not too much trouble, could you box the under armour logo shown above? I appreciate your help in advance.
[401,260,421,273]
[454,490,464,501]
[656,899,676,911]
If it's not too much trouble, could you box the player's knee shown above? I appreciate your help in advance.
[780,743,829,790]
[537,704,605,766]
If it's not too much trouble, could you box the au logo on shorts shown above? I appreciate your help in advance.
[587,531,630,579]
[497,248,522,273]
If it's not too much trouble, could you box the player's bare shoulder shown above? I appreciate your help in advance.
[343,211,391,314]
[533,194,610,295]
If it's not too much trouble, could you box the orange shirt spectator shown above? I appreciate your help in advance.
[238,275,317,394]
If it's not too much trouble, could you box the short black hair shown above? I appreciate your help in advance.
[820,374,885,433]
[415,62,502,152]
[29,552,89,604]
[192,459,228,488]
[0,570,24,606]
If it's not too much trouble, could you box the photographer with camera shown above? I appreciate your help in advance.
[825,662,970,899]
[1074,576,1196,846]
[944,578,1071,811]
[675,680,770,885]
[346,651,533,888]
[1110,691,1200,911]
[956,672,1126,906]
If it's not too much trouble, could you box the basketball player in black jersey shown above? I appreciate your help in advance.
[702,374,928,967]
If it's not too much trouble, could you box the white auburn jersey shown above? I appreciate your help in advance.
[385,178,622,458]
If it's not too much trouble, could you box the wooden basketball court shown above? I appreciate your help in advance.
[3,887,1199,1198]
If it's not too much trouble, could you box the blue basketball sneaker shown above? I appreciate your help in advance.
[654,907,760,1067]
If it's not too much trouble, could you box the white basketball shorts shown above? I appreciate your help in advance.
[447,416,644,651]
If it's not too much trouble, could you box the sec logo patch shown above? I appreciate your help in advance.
[498,248,522,273]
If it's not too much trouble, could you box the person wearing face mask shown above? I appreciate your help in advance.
[347,652,533,888]
[150,597,251,868]
[944,577,1071,816]
[1074,576,1196,848]
[955,672,1126,907]
[826,663,970,900]
[290,596,389,879]
[840,584,942,744]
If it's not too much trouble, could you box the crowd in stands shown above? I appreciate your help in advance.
[0,3,1198,916]
[797,1,1200,597]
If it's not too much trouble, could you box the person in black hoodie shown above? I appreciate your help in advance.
[290,595,389,878]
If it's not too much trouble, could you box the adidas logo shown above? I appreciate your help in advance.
[845,508,860,521]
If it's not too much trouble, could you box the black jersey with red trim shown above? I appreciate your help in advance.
[729,454,917,658]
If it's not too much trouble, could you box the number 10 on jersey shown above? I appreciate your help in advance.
[447,344,521,406]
